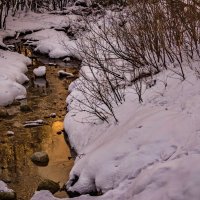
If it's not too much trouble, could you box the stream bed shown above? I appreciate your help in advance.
[0,41,79,199]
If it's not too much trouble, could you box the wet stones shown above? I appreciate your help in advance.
[37,179,60,194]
[31,151,49,166]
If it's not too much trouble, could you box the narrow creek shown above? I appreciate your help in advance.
[0,40,79,199]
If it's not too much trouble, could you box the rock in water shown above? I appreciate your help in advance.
[0,192,16,200]
[37,179,60,194]
[58,70,74,78]
[75,0,88,7]
[6,131,14,137]
[33,66,46,77]
[20,104,32,112]
[31,152,49,166]
[0,181,16,200]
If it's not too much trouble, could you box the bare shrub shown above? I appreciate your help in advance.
[69,0,200,123]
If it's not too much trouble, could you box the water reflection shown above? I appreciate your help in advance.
[33,78,49,95]
[38,121,73,184]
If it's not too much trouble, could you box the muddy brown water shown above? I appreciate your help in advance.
[0,42,79,199]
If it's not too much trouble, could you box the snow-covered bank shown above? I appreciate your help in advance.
[24,29,79,59]
[57,66,200,200]
[0,50,31,106]
[0,11,77,50]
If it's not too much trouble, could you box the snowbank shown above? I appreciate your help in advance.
[0,11,73,49]
[59,67,200,200]
[24,29,79,59]
[0,50,31,106]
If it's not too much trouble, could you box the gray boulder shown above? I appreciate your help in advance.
[31,152,49,166]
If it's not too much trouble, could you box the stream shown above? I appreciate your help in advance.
[0,40,79,199]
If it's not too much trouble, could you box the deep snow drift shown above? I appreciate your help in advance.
[62,66,200,200]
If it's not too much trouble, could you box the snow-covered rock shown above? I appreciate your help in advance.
[63,57,71,62]
[33,66,46,77]
[58,70,74,78]
[6,131,15,136]
[24,119,44,127]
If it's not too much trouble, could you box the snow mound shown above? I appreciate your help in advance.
[33,66,46,77]
[0,50,31,106]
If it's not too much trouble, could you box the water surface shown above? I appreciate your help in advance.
[0,42,78,199]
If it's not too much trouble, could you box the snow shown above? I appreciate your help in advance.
[0,11,82,57]
[0,9,84,107]
[57,67,200,200]
[33,66,46,77]
[0,50,31,106]
[24,29,79,59]
[2,6,200,200]
[58,70,74,78]
[23,119,44,127]
[7,131,15,136]
[0,181,13,192]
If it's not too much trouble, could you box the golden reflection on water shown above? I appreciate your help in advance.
[0,43,78,199]
[38,121,73,184]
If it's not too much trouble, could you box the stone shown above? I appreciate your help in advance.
[6,131,14,137]
[0,107,8,118]
[50,113,56,118]
[31,152,49,166]
[63,57,71,62]
[20,105,32,112]
[37,179,60,194]
[58,70,74,78]
[75,0,88,7]
[7,108,19,116]
[0,192,16,200]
